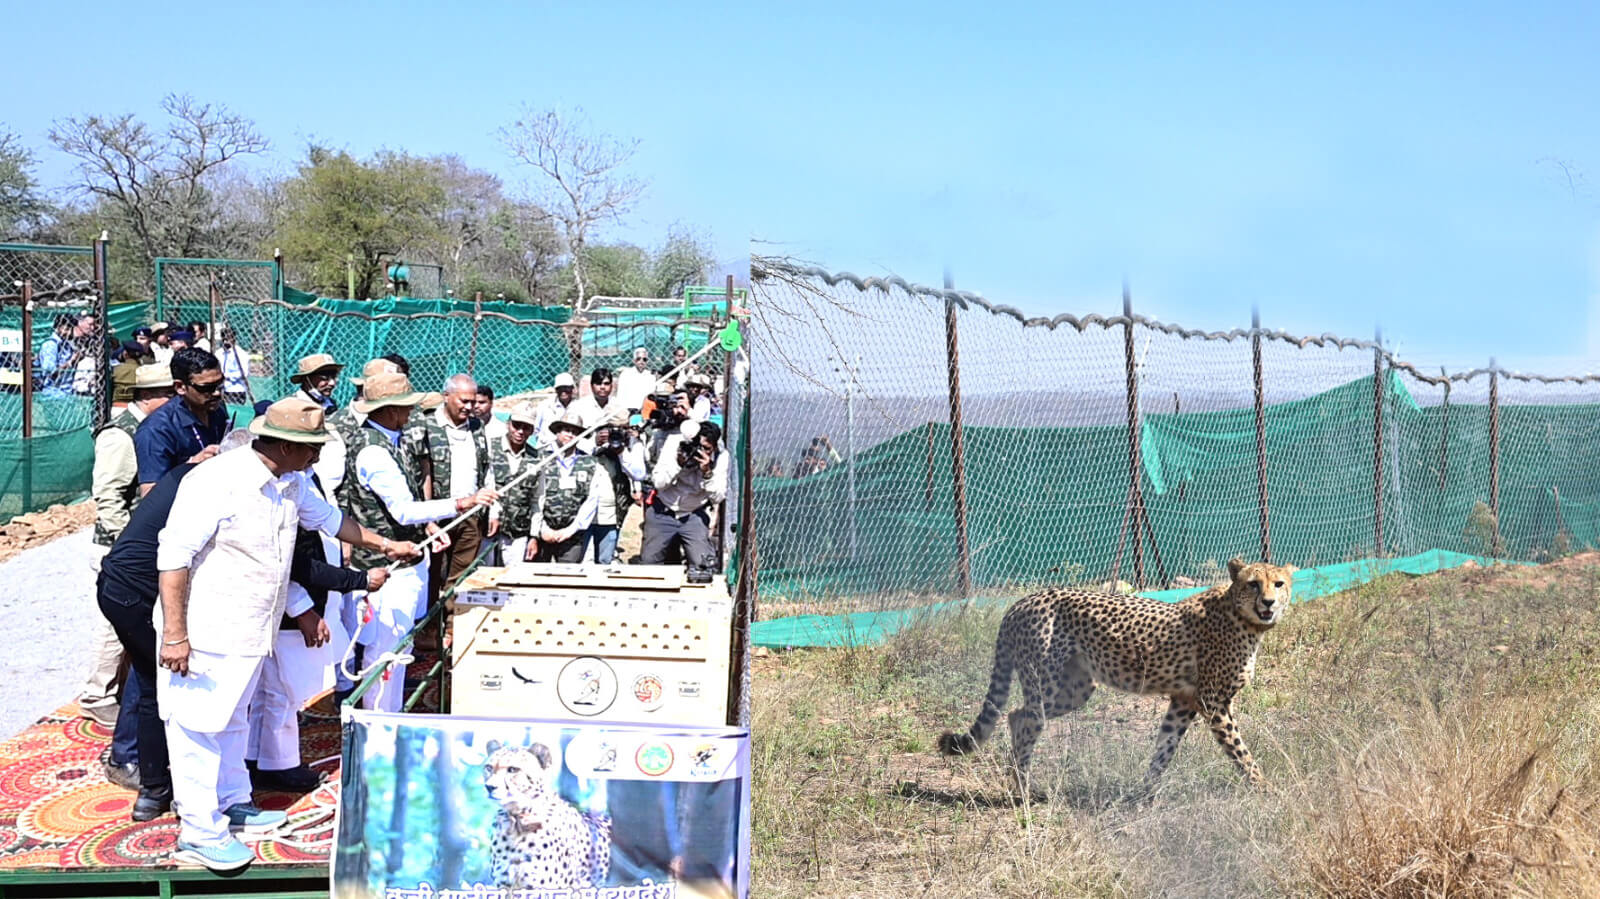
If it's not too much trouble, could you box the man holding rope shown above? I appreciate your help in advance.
[337,372,497,712]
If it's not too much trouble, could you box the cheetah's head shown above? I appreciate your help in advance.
[482,740,557,807]
[1226,558,1296,628]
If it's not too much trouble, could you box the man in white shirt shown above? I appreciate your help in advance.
[533,372,577,452]
[615,347,656,412]
[339,373,497,713]
[569,368,622,455]
[155,397,417,873]
[683,373,715,422]
[430,374,495,594]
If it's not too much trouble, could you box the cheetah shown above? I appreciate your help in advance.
[938,558,1295,794]
[483,740,612,890]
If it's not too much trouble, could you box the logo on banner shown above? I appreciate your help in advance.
[557,657,618,716]
[691,743,720,777]
[635,741,675,776]
[633,674,665,710]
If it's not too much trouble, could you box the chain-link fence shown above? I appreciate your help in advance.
[749,258,1600,610]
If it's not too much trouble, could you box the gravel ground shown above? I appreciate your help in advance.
[0,526,100,737]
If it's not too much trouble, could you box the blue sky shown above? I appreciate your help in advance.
[7,0,1599,371]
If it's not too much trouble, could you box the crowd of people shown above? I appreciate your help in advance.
[33,314,234,400]
[74,342,733,874]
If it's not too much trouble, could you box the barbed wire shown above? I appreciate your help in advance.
[752,256,1600,386]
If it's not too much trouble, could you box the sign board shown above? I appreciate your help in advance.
[333,710,751,899]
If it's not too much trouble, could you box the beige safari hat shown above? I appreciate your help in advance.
[349,357,402,388]
[548,409,586,436]
[247,396,332,444]
[132,363,173,391]
[605,408,631,428]
[288,353,343,383]
[508,402,539,427]
[353,372,427,414]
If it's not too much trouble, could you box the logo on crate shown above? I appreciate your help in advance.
[556,657,618,716]
[691,743,720,777]
[633,674,665,711]
[635,741,675,777]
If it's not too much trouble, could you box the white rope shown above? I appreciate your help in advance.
[388,334,732,572]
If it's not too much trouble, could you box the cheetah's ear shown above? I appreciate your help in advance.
[1282,564,1298,576]
[1227,558,1247,580]
[529,742,554,770]
[485,739,502,755]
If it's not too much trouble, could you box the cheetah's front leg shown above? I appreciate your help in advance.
[1206,706,1264,785]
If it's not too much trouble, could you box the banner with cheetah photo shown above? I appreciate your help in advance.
[332,709,751,899]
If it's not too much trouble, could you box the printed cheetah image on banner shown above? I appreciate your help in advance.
[483,740,612,889]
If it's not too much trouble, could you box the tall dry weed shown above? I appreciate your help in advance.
[1296,698,1600,898]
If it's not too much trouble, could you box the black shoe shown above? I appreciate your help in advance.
[250,764,322,793]
[131,788,171,822]
[103,757,141,791]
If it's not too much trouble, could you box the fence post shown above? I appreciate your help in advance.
[21,280,34,513]
[1373,329,1385,556]
[1488,357,1501,554]
[1252,307,1270,563]
[468,292,483,377]
[1123,287,1146,588]
[717,275,736,567]
[208,278,221,350]
[727,380,757,729]
[273,248,285,301]
[92,233,110,429]
[944,273,973,599]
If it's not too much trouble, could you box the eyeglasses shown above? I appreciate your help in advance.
[184,380,223,394]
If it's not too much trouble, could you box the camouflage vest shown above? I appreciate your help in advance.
[538,454,598,530]
[338,424,428,569]
[91,409,142,546]
[593,451,636,519]
[402,410,489,500]
[329,406,365,448]
[490,438,542,539]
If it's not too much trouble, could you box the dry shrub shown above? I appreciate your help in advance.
[1298,697,1600,898]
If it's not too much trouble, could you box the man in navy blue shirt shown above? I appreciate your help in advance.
[98,460,200,821]
[134,348,230,496]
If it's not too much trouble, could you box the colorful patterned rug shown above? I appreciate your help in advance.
[0,657,440,872]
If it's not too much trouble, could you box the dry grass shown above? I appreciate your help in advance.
[750,554,1600,897]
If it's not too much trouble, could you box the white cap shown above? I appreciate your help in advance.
[553,372,576,388]
[680,420,701,441]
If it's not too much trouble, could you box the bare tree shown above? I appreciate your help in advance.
[49,93,268,271]
[500,106,645,315]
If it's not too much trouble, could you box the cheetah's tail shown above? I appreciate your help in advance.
[937,639,1014,757]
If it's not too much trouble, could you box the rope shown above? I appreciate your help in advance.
[391,333,733,571]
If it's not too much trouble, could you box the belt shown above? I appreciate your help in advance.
[650,498,707,519]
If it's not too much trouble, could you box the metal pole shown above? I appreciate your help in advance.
[347,253,356,301]
[92,233,110,429]
[208,278,221,351]
[845,354,858,561]
[21,280,34,513]
[468,291,483,377]
[1488,357,1501,553]
[944,272,973,599]
[717,275,736,568]
[727,380,757,728]
[1252,307,1270,563]
[1123,286,1145,587]
[273,248,285,301]
[1373,329,1385,556]
[1437,368,1451,492]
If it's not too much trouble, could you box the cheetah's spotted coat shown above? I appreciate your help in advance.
[938,558,1296,792]
[484,741,612,889]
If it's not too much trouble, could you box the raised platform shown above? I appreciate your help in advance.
[0,701,337,897]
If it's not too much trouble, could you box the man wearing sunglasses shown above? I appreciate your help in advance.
[135,348,230,497]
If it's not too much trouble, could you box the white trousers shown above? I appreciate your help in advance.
[159,648,265,847]
[245,644,300,772]
[353,561,429,713]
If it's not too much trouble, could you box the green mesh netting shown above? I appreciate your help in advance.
[753,370,1597,601]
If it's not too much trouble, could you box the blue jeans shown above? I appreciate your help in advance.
[585,525,620,564]
[110,666,140,767]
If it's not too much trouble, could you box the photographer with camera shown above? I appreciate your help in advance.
[585,409,647,564]
[641,379,691,472]
[531,411,599,563]
[640,419,728,567]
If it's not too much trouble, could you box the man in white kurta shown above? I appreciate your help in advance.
[155,398,416,873]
